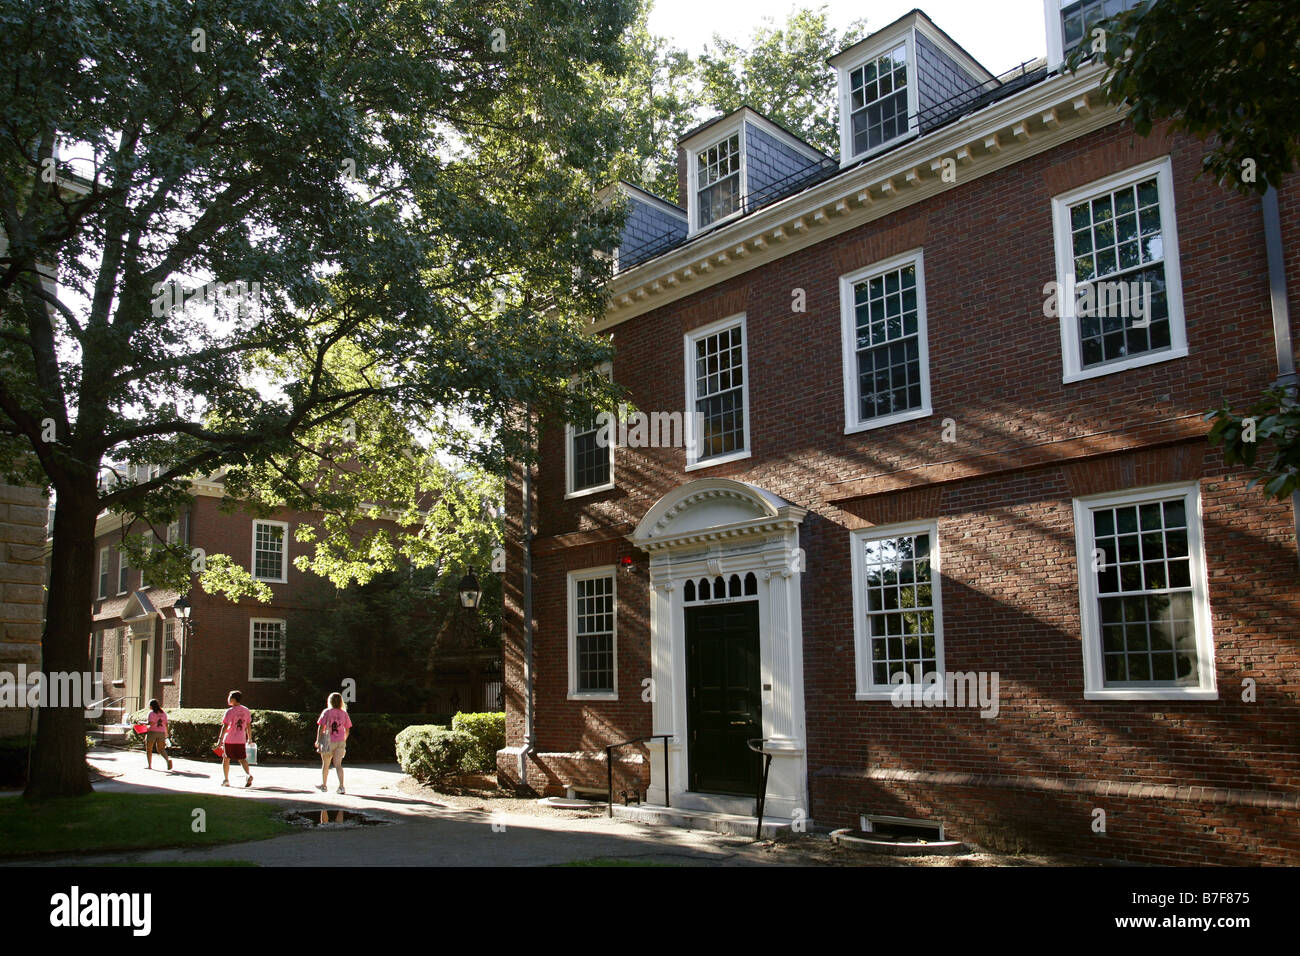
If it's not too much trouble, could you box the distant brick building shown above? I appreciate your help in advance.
[498,7,1300,865]
[88,472,336,714]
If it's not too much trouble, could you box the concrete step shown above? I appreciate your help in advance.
[612,802,806,840]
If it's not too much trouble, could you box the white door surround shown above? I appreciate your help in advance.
[630,477,810,821]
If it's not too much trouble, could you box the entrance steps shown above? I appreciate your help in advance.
[611,802,806,840]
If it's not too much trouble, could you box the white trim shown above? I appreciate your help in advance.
[1051,156,1187,383]
[839,247,933,434]
[686,114,747,236]
[836,26,921,168]
[564,362,615,499]
[116,545,129,595]
[849,519,945,700]
[1044,0,1066,72]
[98,546,110,599]
[250,518,289,583]
[139,530,153,590]
[683,313,751,469]
[567,566,618,701]
[248,617,287,682]
[1072,481,1217,701]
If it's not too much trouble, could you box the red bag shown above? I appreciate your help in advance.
[132,723,149,735]
[212,744,224,758]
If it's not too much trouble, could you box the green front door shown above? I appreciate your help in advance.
[686,601,762,796]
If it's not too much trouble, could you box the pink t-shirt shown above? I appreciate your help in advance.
[147,710,167,733]
[222,704,252,744]
[317,708,352,743]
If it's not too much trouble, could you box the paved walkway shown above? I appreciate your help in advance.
[8,749,789,867]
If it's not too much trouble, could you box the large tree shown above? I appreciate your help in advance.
[694,6,868,156]
[0,0,631,798]
[1070,0,1300,499]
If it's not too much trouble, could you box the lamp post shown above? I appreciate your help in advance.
[173,595,193,709]
[457,569,482,610]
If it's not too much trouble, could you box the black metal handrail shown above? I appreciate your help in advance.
[605,733,673,817]
[746,737,775,842]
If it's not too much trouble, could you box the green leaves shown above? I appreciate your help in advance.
[1205,382,1300,499]
[1066,0,1300,194]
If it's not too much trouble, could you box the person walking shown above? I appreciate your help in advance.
[316,692,352,794]
[144,698,173,771]
[218,690,254,787]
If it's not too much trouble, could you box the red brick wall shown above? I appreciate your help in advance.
[501,117,1300,863]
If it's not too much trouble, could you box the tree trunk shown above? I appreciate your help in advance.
[24,485,98,799]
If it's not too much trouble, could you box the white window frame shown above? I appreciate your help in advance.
[161,618,176,683]
[139,531,153,590]
[113,627,126,686]
[98,546,110,599]
[850,519,945,700]
[117,545,130,595]
[251,519,289,583]
[248,618,287,682]
[835,26,920,167]
[839,247,933,434]
[685,115,747,236]
[683,313,752,471]
[1051,156,1187,383]
[564,362,615,499]
[1044,0,1143,72]
[1072,481,1217,701]
[567,566,618,701]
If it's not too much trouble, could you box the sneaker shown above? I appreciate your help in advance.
[245,776,254,788]
[316,784,328,792]
[221,780,230,787]
[337,787,346,794]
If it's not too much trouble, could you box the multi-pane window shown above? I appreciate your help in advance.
[688,319,748,464]
[569,570,615,697]
[164,619,178,677]
[117,547,130,594]
[841,253,931,430]
[252,520,287,581]
[852,524,943,695]
[1062,0,1142,53]
[849,43,909,156]
[566,365,613,496]
[98,547,110,599]
[91,631,104,693]
[116,627,127,682]
[1075,485,1215,699]
[1053,159,1185,381]
[250,619,286,681]
[696,134,741,228]
[140,532,153,589]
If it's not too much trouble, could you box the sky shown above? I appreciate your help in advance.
[646,0,1048,75]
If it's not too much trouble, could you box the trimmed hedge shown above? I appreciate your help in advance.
[128,708,453,762]
[395,725,469,782]
[452,712,505,773]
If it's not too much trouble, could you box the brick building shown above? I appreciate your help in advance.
[497,6,1300,864]
[88,471,336,715]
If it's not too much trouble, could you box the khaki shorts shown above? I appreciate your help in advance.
[320,740,346,767]
[146,731,166,751]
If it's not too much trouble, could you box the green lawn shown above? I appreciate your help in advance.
[0,792,294,858]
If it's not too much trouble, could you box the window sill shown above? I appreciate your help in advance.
[842,128,919,168]
[1084,687,1217,701]
[1063,346,1187,384]
[845,406,932,435]
[567,692,618,702]
[248,676,285,683]
[251,577,287,585]
[159,678,174,684]
[685,449,751,472]
[565,482,615,501]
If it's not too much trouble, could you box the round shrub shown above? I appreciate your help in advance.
[395,726,471,782]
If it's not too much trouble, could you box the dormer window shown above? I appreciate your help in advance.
[848,44,909,157]
[1046,0,1144,71]
[832,11,992,168]
[696,133,742,229]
